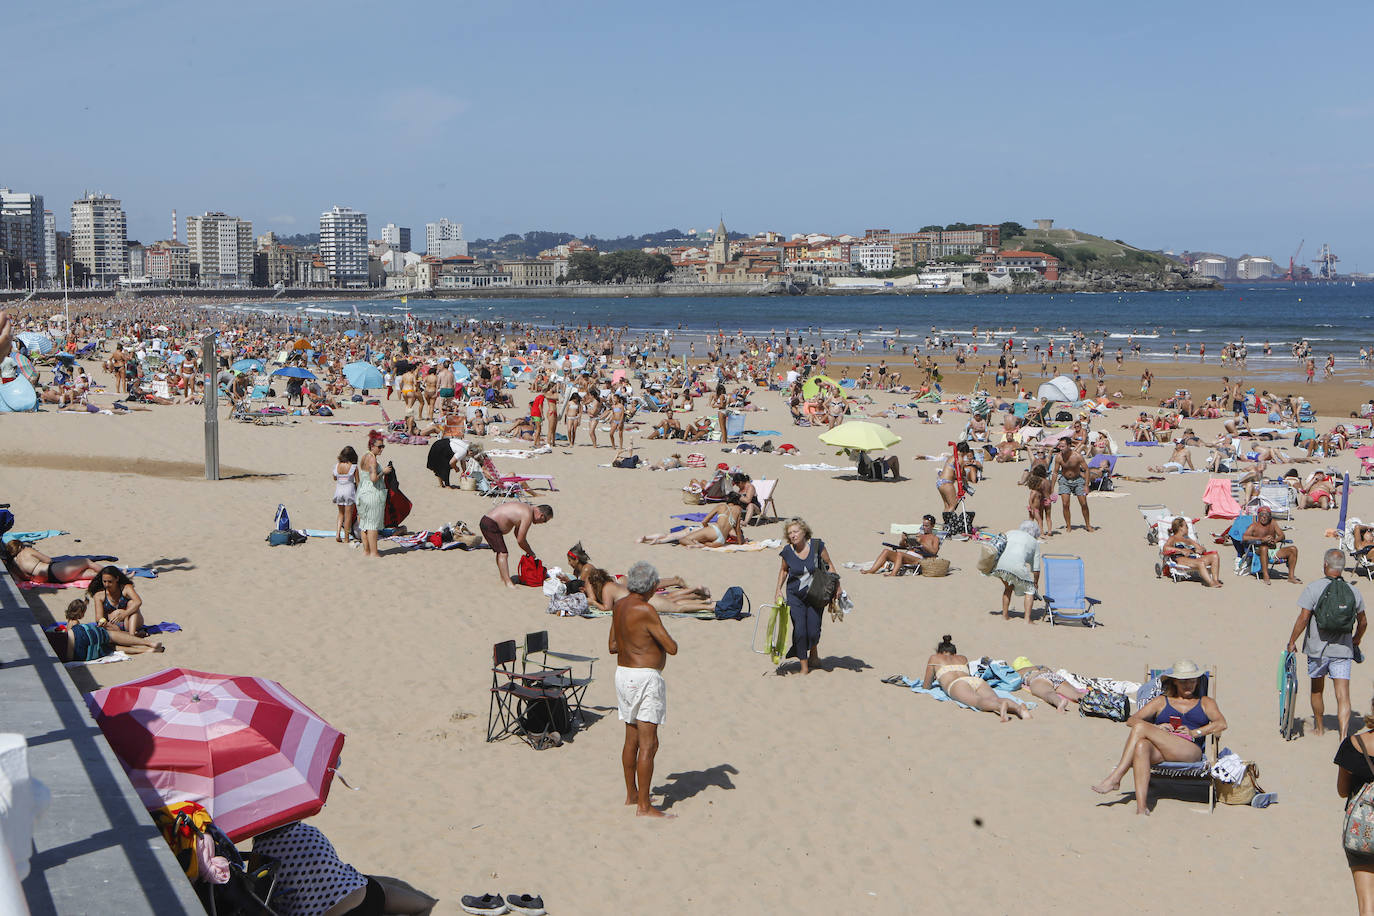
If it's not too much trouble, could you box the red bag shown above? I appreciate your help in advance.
[518,554,546,587]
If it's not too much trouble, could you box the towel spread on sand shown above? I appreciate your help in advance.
[3,530,68,544]
[784,463,857,472]
[888,676,1034,711]
[18,578,91,591]
[66,651,131,667]
[704,539,783,552]
[1203,477,1243,519]
[486,446,553,459]
[143,622,182,634]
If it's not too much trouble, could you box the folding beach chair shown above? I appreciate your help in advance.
[522,630,596,730]
[1143,663,1220,812]
[488,640,574,748]
[1038,554,1101,626]
[753,478,779,523]
[1358,445,1374,479]
[1087,454,1117,492]
[1227,514,1293,580]
[1155,536,1210,585]
[1246,482,1296,520]
[724,412,746,440]
[1343,519,1374,579]
[482,454,556,494]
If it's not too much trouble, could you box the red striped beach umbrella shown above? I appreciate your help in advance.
[85,668,345,841]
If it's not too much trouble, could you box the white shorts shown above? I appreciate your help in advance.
[616,666,666,725]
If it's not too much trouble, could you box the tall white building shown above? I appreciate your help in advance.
[851,241,895,272]
[381,223,411,252]
[0,188,47,280]
[320,206,368,284]
[70,192,127,284]
[426,218,467,258]
[43,211,56,280]
[185,212,254,285]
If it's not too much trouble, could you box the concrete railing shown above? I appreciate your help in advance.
[0,571,200,915]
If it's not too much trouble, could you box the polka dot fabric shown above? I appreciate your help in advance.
[252,822,366,916]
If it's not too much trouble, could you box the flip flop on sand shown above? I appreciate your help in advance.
[506,893,546,916]
[461,893,508,915]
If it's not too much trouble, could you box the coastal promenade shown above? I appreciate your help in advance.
[0,571,200,915]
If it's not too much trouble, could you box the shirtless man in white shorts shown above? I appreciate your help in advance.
[610,561,678,818]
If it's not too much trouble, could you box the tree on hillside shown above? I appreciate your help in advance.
[944,222,975,231]
[565,250,603,283]
[998,221,1026,240]
[969,272,989,286]
[920,224,942,232]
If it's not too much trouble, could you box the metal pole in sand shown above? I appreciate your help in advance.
[202,329,219,480]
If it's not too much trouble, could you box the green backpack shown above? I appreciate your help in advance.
[1313,577,1359,633]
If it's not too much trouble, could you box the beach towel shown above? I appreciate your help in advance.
[783,463,857,472]
[884,675,1034,711]
[704,539,783,552]
[2,530,68,544]
[142,622,182,634]
[66,650,131,667]
[18,578,92,591]
[486,446,554,459]
[672,513,709,523]
[1203,478,1242,519]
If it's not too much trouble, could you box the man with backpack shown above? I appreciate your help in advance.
[1287,549,1368,739]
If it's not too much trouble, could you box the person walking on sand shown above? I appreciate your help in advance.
[610,561,678,818]
[478,501,553,588]
[1055,438,1095,532]
[1287,549,1367,739]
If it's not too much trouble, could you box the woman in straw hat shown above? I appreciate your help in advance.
[1091,660,1226,814]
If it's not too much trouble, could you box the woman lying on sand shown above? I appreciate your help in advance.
[922,634,1031,722]
[638,493,745,547]
[3,542,107,585]
[1091,659,1226,815]
[582,567,716,615]
[1012,657,1087,713]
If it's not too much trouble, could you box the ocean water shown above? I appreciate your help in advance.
[249,283,1374,362]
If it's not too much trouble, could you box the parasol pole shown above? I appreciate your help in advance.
[202,329,220,480]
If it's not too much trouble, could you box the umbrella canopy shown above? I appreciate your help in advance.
[818,420,902,452]
[293,338,311,350]
[801,374,843,400]
[16,332,53,355]
[451,362,471,383]
[166,352,186,366]
[85,667,344,842]
[13,352,37,383]
[343,361,384,389]
[271,366,317,380]
[1038,375,1079,403]
[343,329,361,338]
[564,353,587,370]
[231,358,264,373]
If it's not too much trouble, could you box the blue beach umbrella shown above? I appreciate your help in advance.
[343,329,361,338]
[166,353,186,366]
[271,366,317,380]
[232,358,264,373]
[451,362,471,383]
[343,361,384,389]
[17,332,53,355]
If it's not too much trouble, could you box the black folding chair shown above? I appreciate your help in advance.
[488,639,571,747]
[522,630,596,729]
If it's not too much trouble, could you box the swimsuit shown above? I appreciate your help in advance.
[1155,697,1209,747]
[70,622,112,662]
[935,663,983,695]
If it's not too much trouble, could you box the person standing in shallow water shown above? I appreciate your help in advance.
[611,561,678,818]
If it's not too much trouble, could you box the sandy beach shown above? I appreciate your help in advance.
[4,342,1368,914]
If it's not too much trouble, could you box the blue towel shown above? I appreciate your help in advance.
[672,513,708,523]
[749,429,781,436]
[896,676,1035,710]
[143,622,181,634]
[123,567,158,579]
[1124,441,1162,447]
[3,529,68,544]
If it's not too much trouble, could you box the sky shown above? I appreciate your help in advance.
[11,0,1374,269]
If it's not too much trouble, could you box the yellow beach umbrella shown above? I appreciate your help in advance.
[801,374,842,400]
[818,421,901,452]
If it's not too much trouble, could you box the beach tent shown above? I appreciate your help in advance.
[1038,375,1079,403]
[801,374,843,400]
[0,376,38,412]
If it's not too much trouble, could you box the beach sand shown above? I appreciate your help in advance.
[3,355,1365,914]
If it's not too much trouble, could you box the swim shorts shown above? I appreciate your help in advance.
[439,387,455,399]
[478,516,507,554]
[616,666,666,725]
[1308,656,1351,680]
[1057,474,1086,497]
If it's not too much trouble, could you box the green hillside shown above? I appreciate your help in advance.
[1001,228,1171,272]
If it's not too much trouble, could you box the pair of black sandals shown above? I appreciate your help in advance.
[461,891,545,915]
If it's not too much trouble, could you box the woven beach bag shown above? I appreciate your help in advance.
[1345,741,1374,855]
[920,557,951,577]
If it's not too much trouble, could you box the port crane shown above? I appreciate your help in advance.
[1312,243,1340,280]
[1287,239,1304,280]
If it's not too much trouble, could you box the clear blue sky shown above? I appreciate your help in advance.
[12,0,1374,268]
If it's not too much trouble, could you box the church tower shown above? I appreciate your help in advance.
[709,218,729,265]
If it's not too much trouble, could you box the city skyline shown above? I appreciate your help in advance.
[9,1,1374,269]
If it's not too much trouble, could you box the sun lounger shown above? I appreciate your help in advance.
[1038,554,1100,627]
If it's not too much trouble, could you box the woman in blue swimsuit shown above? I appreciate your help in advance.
[1091,659,1227,814]
[55,598,163,662]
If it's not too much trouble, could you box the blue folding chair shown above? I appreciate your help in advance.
[1039,554,1101,626]
[1228,514,1292,579]
[725,412,746,440]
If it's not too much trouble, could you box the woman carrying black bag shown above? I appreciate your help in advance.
[775,517,837,675]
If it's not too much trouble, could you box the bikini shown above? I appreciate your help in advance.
[935,663,983,694]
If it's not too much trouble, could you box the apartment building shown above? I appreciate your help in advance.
[70,192,127,284]
[425,218,467,258]
[145,240,191,284]
[0,188,47,280]
[320,206,368,284]
[185,212,254,285]
[381,224,411,252]
[43,211,56,279]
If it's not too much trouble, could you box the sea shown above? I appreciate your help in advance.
[234,283,1374,365]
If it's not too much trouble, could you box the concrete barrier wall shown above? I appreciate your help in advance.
[0,572,201,915]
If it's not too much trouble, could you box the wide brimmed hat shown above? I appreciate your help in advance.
[1166,659,1203,680]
